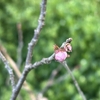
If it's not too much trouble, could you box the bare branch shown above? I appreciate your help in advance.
[17,23,23,68]
[25,0,47,65]
[61,61,87,100]
[10,38,72,100]
[0,52,15,91]
[0,44,36,100]
[10,0,47,99]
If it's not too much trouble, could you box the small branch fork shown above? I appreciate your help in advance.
[10,0,47,100]
[0,52,15,91]
[10,38,72,100]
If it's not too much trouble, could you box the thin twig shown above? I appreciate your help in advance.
[17,23,23,68]
[40,65,79,95]
[62,61,86,100]
[38,65,61,96]
[25,0,47,65]
[55,69,74,84]
[0,52,15,92]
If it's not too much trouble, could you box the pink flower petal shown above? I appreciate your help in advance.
[55,51,67,62]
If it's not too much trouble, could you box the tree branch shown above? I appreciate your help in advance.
[0,52,15,92]
[10,0,47,99]
[25,0,47,65]
[10,38,72,100]
[61,61,87,100]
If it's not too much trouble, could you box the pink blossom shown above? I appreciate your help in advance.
[55,51,67,62]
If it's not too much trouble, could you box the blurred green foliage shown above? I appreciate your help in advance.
[0,0,100,100]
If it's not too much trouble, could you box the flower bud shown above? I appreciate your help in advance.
[64,43,72,52]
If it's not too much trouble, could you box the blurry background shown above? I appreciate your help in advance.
[0,0,100,100]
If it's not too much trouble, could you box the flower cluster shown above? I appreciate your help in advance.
[54,43,72,62]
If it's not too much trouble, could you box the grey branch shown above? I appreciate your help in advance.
[10,0,47,100]
[0,52,15,91]
[10,38,72,100]
[62,61,87,100]
[25,0,47,65]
